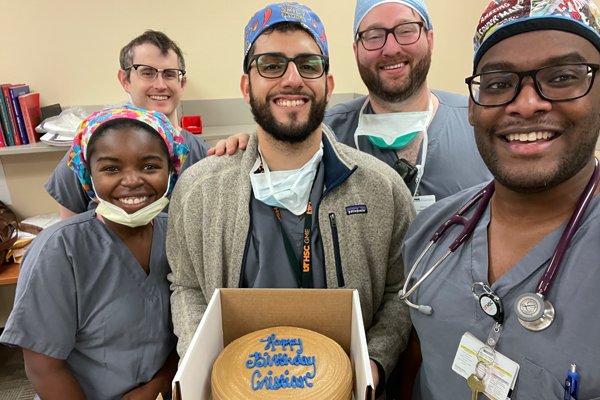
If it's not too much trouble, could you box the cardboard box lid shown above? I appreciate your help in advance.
[220,288,353,353]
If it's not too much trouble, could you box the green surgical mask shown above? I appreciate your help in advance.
[355,98,433,150]
[367,131,421,149]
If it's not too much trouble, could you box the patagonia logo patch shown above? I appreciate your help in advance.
[346,205,367,215]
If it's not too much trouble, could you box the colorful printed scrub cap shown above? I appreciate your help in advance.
[354,0,432,36]
[67,105,189,202]
[474,0,600,71]
[243,2,329,73]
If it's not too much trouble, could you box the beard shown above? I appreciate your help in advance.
[473,115,600,194]
[358,47,431,104]
[249,83,328,144]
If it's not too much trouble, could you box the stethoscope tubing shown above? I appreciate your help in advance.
[401,158,600,317]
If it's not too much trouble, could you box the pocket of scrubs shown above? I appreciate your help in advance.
[511,358,564,399]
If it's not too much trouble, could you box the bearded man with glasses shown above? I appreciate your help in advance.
[45,30,212,219]
[166,4,415,399]
[214,0,492,209]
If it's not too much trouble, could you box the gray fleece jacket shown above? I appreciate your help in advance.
[166,125,415,379]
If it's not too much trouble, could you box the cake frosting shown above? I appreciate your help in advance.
[211,326,352,399]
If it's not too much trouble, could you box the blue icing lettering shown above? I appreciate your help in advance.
[249,334,317,391]
[259,333,303,353]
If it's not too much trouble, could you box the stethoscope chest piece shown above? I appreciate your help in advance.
[514,293,555,331]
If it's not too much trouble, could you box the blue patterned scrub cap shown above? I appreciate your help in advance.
[354,0,432,35]
[474,0,600,71]
[243,2,328,73]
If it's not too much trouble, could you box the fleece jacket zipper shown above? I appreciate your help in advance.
[328,212,345,287]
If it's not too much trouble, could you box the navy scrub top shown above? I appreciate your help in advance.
[242,163,326,288]
[0,211,175,400]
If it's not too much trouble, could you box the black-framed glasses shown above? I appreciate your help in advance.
[356,21,425,51]
[465,63,600,107]
[125,64,186,83]
[247,53,329,79]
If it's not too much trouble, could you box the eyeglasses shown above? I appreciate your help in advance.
[247,53,329,79]
[465,63,600,107]
[356,21,425,51]
[125,64,186,83]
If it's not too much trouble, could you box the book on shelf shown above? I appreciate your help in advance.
[18,93,41,143]
[0,84,21,145]
[9,85,30,145]
[0,86,14,146]
[0,118,5,147]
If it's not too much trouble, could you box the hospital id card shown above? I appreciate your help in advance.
[413,195,435,214]
[451,332,520,400]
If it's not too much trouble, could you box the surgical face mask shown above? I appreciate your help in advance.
[92,177,170,228]
[250,145,323,216]
[355,98,433,150]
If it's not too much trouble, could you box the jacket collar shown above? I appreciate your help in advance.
[244,124,358,196]
[321,124,357,196]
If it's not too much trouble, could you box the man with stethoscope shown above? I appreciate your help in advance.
[401,0,600,398]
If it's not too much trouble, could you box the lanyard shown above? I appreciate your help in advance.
[273,203,313,288]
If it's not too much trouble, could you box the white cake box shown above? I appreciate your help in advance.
[170,288,375,400]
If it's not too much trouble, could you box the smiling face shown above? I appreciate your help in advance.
[241,28,334,144]
[354,3,433,104]
[89,127,170,214]
[118,43,186,125]
[469,30,600,193]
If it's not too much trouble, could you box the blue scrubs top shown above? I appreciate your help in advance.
[0,211,175,400]
[324,90,492,200]
[402,182,600,399]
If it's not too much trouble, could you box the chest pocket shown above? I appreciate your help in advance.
[511,359,595,400]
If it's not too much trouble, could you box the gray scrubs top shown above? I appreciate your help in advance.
[0,211,175,400]
[402,182,600,400]
[242,163,326,289]
[324,90,492,200]
[44,129,210,213]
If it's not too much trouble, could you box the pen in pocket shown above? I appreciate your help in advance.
[564,364,579,400]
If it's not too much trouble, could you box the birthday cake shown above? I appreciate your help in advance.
[211,326,353,399]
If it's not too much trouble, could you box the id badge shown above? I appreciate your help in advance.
[413,195,435,214]
[452,332,520,400]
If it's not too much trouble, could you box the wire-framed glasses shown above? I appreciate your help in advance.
[125,64,186,83]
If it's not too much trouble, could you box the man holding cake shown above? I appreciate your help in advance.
[166,3,415,398]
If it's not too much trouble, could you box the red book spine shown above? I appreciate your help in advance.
[0,119,6,147]
[19,96,37,143]
[2,86,21,145]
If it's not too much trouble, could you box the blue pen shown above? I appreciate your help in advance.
[564,364,579,400]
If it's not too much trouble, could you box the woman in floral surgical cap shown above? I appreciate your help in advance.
[0,105,189,400]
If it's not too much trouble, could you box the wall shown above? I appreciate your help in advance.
[2,1,488,108]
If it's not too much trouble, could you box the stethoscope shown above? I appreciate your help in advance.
[400,158,600,332]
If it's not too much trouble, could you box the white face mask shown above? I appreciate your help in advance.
[92,177,170,228]
[354,97,433,150]
[250,145,323,216]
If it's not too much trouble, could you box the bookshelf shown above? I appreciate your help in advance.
[0,141,69,156]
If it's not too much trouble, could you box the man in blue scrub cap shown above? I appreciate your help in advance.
[212,0,492,211]
[167,3,415,399]
[402,0,600,398]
